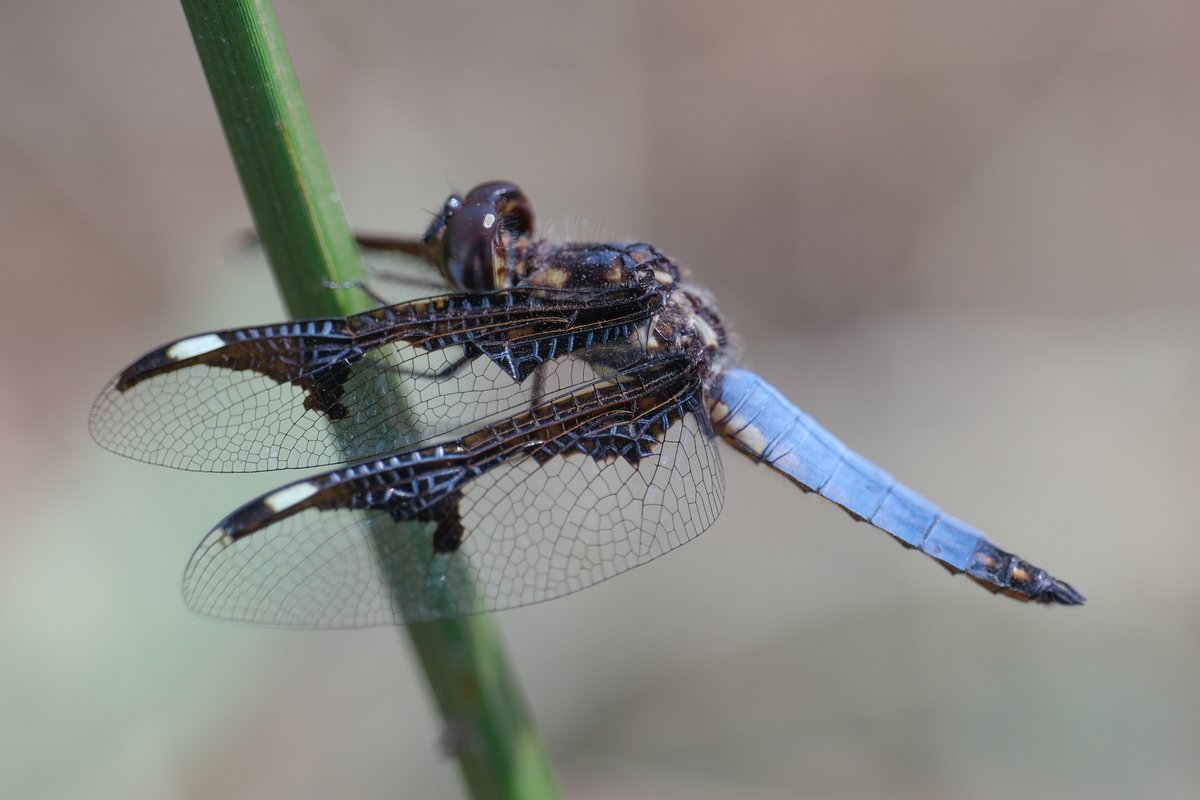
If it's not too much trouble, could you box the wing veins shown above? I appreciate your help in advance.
[93,284,662,471]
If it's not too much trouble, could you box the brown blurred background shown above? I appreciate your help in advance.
[3,1,1198,798]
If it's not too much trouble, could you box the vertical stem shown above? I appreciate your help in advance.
[178,2,561,797]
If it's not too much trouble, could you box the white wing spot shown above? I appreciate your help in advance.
[264,482,319,512]
[166,333,225,361]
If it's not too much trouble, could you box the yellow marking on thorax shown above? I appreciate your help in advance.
[692,316,720,349]
[534,267,570,289]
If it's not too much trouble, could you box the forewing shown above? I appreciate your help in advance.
[90,286,657,472]
[181,359,724,626]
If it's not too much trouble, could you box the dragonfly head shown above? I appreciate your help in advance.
[422,181,536,292]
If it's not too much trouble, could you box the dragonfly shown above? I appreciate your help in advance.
[90,181,1084,627]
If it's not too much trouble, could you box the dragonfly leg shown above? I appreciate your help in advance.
[354,232,447,292]
[321,276,391,307]
[352,232,428,259]
[364,348,478,384]
[530,361,548,408]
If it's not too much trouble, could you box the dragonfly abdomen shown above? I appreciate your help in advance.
[710,368,1083,604]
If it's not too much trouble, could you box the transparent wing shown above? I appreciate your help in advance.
[181,357,724,627]
[90,285,658,472]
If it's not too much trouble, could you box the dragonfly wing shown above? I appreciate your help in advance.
[182,357,725,626]
[711,368,1084,604]
[90,286,658,472]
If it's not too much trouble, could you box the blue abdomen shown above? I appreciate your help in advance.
[709,368,1082,604]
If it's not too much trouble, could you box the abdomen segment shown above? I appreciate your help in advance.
[710,368,1083,604]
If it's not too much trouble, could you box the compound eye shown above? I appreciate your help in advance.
[440,200,500,291]
[462,181,535,239]
[438,181,536,291]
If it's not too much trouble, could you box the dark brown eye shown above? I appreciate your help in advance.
[438,181,535,291]
[440,201,501,291]
[462,181,534,239]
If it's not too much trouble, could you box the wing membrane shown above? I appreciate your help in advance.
[182,356,724,626]
[90,285,660,472]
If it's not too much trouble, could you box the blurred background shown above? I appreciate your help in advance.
[3,1,1198,798]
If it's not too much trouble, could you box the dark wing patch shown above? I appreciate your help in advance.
[90,286,660,472]
[182,357,724,626]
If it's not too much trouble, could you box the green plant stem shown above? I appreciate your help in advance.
[179,2,561,797]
